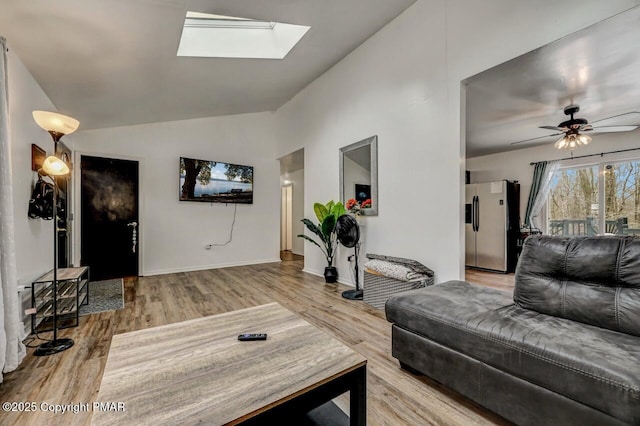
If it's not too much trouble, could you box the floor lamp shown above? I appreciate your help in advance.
[32,111,79,357]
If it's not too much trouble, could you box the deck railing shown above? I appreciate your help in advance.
[548,217,640,236]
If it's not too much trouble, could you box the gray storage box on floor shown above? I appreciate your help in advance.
[363,254,434,309]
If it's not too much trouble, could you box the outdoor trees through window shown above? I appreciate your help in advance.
[605,161,640,232]
[548,159,640,236]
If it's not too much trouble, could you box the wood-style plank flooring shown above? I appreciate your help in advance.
[465,268,515,292]
[1,261,512,426]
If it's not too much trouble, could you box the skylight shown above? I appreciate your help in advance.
[177,12,310,60]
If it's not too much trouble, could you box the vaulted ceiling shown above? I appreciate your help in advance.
[0,0,416,130]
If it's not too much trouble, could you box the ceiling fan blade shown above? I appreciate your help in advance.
[580,124,593,132]
[539,125,567,131]
[591,111,640,126]
[511,133,562,146]
[590,125,639,133]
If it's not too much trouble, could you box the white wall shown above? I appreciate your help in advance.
[7,49,58,286]
[467,129,640,230]
[68,112,280,276]
[6,47,59,334]
[276,0,451,283]
[280,168,304,256]
[275,0,640,284]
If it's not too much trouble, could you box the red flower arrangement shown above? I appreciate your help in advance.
[346,198,372,215]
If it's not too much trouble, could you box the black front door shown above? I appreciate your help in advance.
[81,155,139,280]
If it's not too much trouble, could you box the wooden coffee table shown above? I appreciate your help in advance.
[92,303,367,425]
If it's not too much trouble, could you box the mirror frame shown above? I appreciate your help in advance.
[339,135,378,216]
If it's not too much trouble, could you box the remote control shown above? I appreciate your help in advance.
[238,333,267,341]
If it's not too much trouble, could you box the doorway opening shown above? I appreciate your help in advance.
[279,149,304,263]
[281,184,293,251]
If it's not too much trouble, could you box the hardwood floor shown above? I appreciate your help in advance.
[280,250,304,262]
[464,268,515,293]
[1,260,511,426]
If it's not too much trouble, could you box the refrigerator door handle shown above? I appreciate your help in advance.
[471,196,476,232]
[475,196,480,232]
[472,196,476,232]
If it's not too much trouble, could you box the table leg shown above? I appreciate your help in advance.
[350,365,366,426]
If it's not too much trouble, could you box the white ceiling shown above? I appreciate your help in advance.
[0,0,416,130]
[465,6,640,158]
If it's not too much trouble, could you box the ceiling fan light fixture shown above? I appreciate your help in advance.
[529,104,639,151]
[554,132,592,150]
[578,134,592,145]
[554,135,569,149]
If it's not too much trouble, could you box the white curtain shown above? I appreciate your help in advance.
[529,160,560,230]
[0,37,26,383]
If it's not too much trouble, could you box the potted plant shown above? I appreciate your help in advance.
[298,200,346,283]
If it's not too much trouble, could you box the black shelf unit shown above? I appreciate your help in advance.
[31,266,90,334]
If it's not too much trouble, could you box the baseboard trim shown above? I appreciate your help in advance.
[302,268,322,278]
[338,278,355,287]
[143,258,282,277]
[302,268,355,288]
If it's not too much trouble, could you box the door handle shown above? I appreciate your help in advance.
[475,196,480,232]
[127,221,138,253]
[471,197,476,232]
[470,197,474,232]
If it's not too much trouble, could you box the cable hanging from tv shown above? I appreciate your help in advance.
[207,203,237,247]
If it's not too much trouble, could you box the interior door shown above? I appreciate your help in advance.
[465,184,477,267]
[81,155,139,280]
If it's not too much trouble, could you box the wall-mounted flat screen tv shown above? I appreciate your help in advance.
[180,157,253,204]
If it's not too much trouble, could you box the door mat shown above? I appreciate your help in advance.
[79,279,124,316]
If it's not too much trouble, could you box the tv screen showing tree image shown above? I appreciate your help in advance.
[180,157,253,204]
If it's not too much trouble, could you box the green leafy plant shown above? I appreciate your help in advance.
[298,200,346,267]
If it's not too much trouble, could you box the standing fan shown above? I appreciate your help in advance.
[336,215,362,300]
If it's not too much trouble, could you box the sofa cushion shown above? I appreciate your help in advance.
[515,235,640,337]
[386,281,640,423]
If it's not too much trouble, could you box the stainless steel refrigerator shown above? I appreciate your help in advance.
[465,180,520,273]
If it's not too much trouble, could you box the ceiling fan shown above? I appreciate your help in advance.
[511,104,640,149]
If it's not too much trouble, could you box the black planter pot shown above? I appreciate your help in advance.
[324,266,338,283]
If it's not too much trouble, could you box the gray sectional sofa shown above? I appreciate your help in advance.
[386,236,640,425]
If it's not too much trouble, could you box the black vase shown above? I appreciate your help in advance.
[324,266,338,283]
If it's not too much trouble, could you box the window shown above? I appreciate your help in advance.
[548,158,640,236]
[548,165,599,236]
[604,161,640,234]
[177,12,310,59]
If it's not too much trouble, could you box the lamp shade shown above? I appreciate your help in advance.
[32,111,79,136]
[42,155,70,176]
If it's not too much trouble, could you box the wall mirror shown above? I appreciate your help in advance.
[340,135,378,215]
